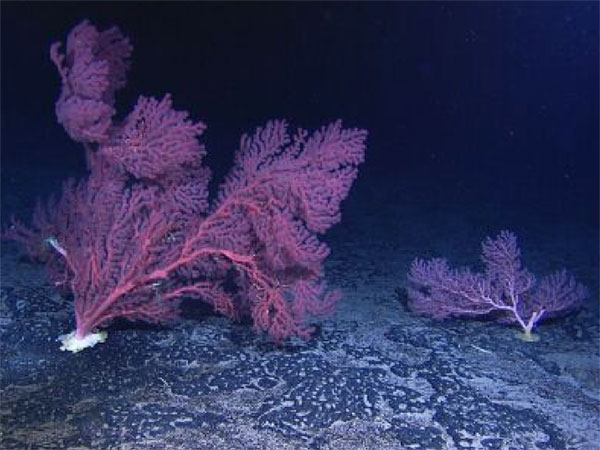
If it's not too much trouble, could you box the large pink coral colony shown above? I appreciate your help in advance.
[7,20,367,350]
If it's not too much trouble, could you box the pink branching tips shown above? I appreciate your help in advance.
[50,20,132,144]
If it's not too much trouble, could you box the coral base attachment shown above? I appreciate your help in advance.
[58,330,108,353]
[514,330,540,343]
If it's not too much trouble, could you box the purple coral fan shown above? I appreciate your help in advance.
[406,230,587,341]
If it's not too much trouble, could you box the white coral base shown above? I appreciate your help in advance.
[57,330,108,353]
